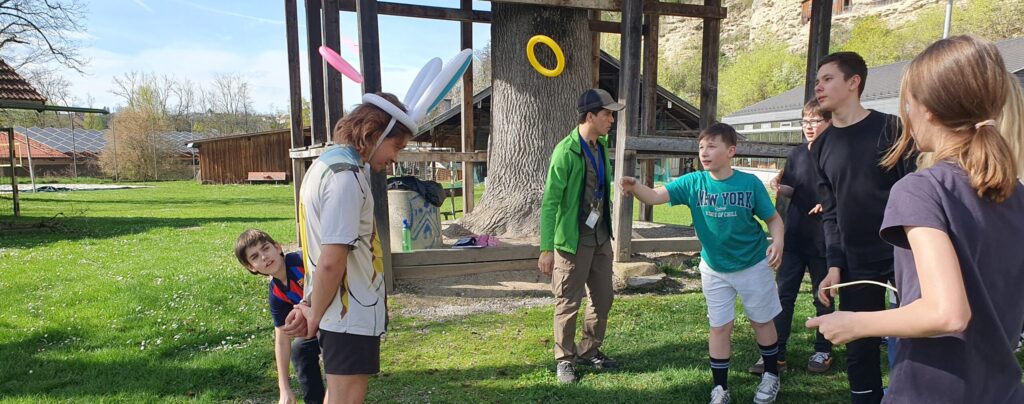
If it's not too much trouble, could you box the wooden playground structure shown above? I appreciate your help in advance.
[282,0,836,290]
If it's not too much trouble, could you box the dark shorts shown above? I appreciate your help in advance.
[318,329,381,375]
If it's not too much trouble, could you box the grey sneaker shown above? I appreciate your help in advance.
[807,352,832,373]
[710,385,731,404]
[556,360,576,383]
[577,350,618,370]
[753,372,780,403]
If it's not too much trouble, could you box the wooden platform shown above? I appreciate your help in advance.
[391,236,704,280]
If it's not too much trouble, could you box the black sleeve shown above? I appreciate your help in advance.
[779,147,799,188]
[810,134,847,270]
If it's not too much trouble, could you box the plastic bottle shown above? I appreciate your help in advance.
[401,219,413,252]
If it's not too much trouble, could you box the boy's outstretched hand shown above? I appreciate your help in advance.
[619,176,637,196]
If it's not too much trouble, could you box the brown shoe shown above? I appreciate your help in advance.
[748,357,787,374]
[807,352,833,373]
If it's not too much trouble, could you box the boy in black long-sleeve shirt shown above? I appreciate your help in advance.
[808,52,915,404]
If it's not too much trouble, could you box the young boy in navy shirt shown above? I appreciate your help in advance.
[235,229,325,404]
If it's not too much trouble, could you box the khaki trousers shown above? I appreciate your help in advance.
[551,241,614,362]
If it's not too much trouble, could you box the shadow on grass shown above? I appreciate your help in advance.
[368,338,851,403]
[0,329,272,401]
[0,215,288,249]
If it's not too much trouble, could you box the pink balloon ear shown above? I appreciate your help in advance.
[319,46,363,84]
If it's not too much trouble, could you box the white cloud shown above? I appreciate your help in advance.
[132,0,154,14]
[171,0,283,25]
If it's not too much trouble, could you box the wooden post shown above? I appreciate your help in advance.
[805,0,832,103]
[638,12,659,222]
[323,0,344,129]
[286,0,306,239]
[305,0,328,144]
[4,128,18,217]
[612,0,642,263]
[460,0,475,215]
[589,9,601,87]
[356,0,393,292]
[700,0,721,128]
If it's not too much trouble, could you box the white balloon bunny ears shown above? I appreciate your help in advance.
[361,48,474,159]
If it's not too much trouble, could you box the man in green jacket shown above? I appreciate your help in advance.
[538,88,622,384]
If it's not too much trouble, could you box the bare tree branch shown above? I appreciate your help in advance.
[0,0,88,72]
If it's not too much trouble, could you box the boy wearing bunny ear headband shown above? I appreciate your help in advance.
[283,50,472,404]
[539,88,623,384]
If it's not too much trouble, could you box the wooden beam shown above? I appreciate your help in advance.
[304,0,328,144]
[323,0,343,130]
[392,244,539,267]
[356,0,393,293]
[630,237,702,253]
[589,10,601,87]
[285,0,306,239]
[394,259,536,279]
[699,0,721,128]
[485,0,621,10]
[401,151,488,163]
[589,20,620,34]
[291,147,489,162]
[804,0,832,103]
[626,136,792,158]
[612,0,643,263]
[484,0,727,19]
[639,12,658,222]
[460,0,476,215]
[643,1,726,19]
[338,0,492,23]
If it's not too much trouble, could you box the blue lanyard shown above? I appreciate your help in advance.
[579,134,606,201]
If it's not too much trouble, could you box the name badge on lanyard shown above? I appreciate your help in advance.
[581,135,605,229]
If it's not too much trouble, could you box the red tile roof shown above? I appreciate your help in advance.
[0,59,46,104]
[0,132,68,159]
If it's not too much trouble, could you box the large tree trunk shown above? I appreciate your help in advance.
[457,3,590,238]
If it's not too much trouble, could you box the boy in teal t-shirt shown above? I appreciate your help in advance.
[620,123,786,404]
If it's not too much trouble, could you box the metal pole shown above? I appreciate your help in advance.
[5,128,19,217]
[23,131,36,192]
[69,111,79,178]
[943,0,953,38]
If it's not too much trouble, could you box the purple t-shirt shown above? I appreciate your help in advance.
[879,162,1024,403]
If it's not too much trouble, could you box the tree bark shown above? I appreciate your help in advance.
[456,3,590,238]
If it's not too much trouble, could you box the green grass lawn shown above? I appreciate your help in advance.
[1,181,1020,403]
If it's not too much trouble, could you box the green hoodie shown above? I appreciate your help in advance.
[540,126,614,254]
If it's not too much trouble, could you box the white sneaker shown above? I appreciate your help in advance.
[710,385,731,404]
[753,372,780,403]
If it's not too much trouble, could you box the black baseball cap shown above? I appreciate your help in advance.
[577,88,625,114]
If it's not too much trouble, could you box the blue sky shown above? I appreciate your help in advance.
[65,0,491,113]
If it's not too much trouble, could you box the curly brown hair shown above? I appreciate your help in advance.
[332,92,413,159]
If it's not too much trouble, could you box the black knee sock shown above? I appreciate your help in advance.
[710,356,729,389]
[759,342,780,376]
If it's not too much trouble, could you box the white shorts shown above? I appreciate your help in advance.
[700,258,783,328]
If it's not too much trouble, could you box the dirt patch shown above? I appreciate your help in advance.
[293,221,704,322]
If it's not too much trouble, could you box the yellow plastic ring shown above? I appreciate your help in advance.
[526,35,565,78]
